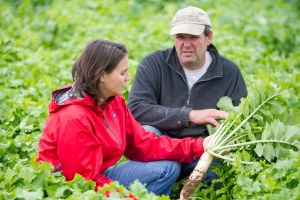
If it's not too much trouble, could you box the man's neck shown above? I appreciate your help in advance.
[182,51,211,71]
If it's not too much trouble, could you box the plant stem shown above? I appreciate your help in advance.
[215,93,283,148]
[212,139,299,152]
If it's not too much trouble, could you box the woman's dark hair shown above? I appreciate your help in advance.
[71,39,127,104]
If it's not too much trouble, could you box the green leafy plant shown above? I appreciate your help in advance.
[180,82,300,199]
[1,0,299,199]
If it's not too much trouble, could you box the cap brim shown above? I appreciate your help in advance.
[170,24,205,35]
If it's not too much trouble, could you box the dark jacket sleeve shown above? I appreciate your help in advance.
[128,54,191,131]
[231,70,247,106]
[223,57,247,106]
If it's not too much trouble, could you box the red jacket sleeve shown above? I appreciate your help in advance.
[123,100,204,163]
[38,115,112,189]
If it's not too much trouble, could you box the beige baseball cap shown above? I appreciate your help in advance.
[170,6,211,35]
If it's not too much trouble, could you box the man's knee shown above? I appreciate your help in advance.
[161,161,181,182]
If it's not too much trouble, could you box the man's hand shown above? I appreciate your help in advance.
[189,109,228,127]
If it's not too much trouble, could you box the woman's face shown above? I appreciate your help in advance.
[100,55,131,99]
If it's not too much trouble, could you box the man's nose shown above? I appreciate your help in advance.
[182,39,192,47]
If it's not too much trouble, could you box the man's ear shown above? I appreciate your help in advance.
[207,31,213,46]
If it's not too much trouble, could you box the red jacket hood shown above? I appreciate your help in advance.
[48,85,114,114]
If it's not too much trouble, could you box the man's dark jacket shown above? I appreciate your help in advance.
[128,44,247,138]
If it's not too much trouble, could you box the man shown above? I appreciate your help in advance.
[128,6,247,185]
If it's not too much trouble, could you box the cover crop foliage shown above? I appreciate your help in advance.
[180,82,300,199]
[0,0,299,199]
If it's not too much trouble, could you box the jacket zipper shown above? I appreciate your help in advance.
[102,112,123,150]
[170,66,192,107]
[187,91,191,106]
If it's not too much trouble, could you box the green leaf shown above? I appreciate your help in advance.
[259,108,273,120]
[270,119,285,140]
[252,181,261,192]
[275,143,291,159]
[254,143,263,157]
[217,96,235,112]
[15,188,44,200]
[241,150,251,162]
[285,125,300,142]
[261,123,272,140]
[252,114,264,122]
[66,174,95,191]
[54,185,72,198]
[19,166,36,185]
[129,180,149,197]
[263,143,275,162]
[237,177,255,192]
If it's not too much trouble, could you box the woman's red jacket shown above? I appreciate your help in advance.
[37,85,204,189]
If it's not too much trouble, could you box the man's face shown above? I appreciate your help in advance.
[173,32,212,70]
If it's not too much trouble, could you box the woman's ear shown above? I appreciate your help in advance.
[100,73,106,82]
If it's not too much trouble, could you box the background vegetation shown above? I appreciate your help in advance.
[0,0,299,199]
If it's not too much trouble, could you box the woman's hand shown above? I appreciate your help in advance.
[203,135,213,150]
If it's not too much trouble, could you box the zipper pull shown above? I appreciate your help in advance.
[187,92,191,106]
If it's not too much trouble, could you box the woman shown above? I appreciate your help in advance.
[37,39,213,196]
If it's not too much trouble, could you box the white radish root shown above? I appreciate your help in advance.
[179,152,213,200]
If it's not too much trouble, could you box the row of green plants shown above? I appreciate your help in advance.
[0,0,299,199]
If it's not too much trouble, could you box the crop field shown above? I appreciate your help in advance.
[0,0,299,199]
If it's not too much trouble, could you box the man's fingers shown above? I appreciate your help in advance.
[212,110,228,119]
[190,109,228,125]
[208,118,219,127]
